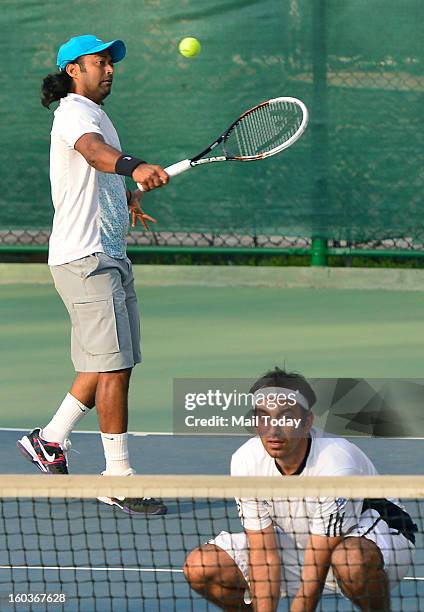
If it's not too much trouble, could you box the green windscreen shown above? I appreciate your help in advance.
[0,0,423,242]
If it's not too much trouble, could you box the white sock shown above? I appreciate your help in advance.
[41,393,90,446]
[101,432,132,475]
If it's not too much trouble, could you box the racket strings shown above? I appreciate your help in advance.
[225,101,304,158]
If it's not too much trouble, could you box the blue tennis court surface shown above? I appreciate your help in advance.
[0,430,422,611]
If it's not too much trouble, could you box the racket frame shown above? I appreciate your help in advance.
[137,96,308,188]
[188,96,308,167]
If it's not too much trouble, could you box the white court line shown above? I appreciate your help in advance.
[0,565,183,573]
[0,427,246,437]
[0,566,421,580]
[0,427,164,435]
[1,428,423,439]
[0,427,171,436]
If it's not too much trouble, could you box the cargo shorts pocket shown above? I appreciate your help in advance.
[73,298,119,355]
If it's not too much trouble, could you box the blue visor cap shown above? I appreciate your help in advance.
[57,35,126,70]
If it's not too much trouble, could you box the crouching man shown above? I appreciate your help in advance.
[184,368,416,611]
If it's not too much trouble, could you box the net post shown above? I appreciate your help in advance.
[311,0,329,265]
[311,237,328,266]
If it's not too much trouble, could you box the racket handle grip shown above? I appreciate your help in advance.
[136,159,191,191]
[164,159,192,177]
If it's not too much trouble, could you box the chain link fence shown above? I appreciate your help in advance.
[2,230,424,263]
[1,0,423,264]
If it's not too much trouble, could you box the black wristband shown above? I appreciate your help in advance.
[115,155,146,177]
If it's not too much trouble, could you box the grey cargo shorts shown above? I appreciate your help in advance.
[50,252,142,372]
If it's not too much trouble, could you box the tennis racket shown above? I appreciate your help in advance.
[137,96,308,190]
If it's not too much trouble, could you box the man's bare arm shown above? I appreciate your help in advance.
[74,133,168,191]
[290,534,342,612]
[246,526,281,612]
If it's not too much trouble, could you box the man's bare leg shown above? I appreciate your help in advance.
[332,537,390,611]
[184,544,252,610]
[70,372,99,408]
[94,367,166,514]
[95,368,132,433]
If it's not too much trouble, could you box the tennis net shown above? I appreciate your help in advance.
[0,475,422,611]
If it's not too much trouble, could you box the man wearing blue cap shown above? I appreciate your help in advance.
[17,35,168,515]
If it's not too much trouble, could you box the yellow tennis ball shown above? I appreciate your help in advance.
[179,37,201,58]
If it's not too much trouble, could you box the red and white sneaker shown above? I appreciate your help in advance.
[17,428,69,475]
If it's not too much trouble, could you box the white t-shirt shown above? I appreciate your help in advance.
[48,93,129,266]
[231,429,394,549]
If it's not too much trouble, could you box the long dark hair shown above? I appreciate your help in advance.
[41,59,84,109]
[41,71,72,108]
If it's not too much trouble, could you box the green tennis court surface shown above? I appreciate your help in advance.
[1,277,424,431]
[1,270,423,609]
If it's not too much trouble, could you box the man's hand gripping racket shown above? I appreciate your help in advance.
[137,97,308,191]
